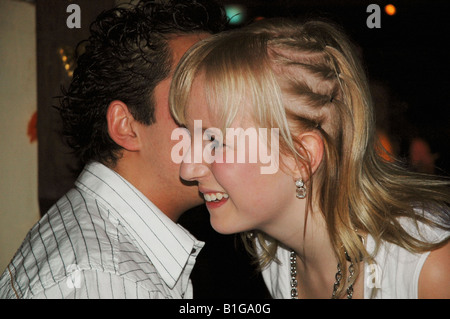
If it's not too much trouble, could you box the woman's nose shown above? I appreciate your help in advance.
[180,160,210,182]
[179,143,211,182]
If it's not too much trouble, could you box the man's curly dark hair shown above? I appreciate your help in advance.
[59,0,228,167]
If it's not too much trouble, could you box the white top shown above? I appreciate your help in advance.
[261,215,449,299]
[0,162,204,299]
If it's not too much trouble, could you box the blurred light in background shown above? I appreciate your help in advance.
[385,4,396,16]
[225,4,246,25]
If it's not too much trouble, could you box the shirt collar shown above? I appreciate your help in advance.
[75,162,203,289]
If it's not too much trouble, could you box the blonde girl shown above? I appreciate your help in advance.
[170,18,450,298]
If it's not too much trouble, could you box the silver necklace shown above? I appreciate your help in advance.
[290,250,355,299]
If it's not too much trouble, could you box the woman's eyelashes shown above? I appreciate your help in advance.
[207,134,223,152]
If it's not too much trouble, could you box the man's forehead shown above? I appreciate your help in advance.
[168,33,210,65]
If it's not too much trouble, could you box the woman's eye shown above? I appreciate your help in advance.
[206,134,225,150]
[209,135,220,148]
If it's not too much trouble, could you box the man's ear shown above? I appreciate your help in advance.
[107,100,140,151]
[292,131,324,182]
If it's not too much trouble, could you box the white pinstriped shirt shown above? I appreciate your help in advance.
[0,162,204,299]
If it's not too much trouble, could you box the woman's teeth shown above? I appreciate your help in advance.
[204,192,229,202]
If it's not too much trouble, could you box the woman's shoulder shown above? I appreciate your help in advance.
[365,213,449,298]
[418,240,450,298]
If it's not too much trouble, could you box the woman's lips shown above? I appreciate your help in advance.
[205,196,228,209]
[200,190,229,209]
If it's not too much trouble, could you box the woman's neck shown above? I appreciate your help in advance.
[291,209,338,271]
[264,205,344,298]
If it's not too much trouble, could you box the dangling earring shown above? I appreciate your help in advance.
[295,178,307,199]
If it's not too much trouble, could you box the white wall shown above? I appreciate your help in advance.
[0,0,40,273]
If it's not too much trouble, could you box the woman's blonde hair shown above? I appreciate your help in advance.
[170,18,450,298]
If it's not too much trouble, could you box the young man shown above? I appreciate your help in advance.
[0,0,228,299]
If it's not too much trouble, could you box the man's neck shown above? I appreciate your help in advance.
[110,157,200,222]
